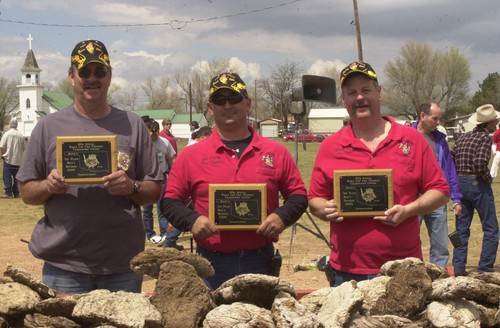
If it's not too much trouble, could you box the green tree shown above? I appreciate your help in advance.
[469,73,500,111]
[383,41,470,122]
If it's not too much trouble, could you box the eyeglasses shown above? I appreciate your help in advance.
[77,68,109,79]
[211,94,245,106]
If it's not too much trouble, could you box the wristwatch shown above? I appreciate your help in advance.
[132,180,142,195]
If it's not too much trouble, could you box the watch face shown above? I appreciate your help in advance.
[134,181,141,194]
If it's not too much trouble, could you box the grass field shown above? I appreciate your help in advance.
[0,137,498,291]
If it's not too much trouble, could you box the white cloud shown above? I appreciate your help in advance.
[123,50,172,66]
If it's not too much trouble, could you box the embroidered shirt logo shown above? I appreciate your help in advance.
[399,142,411,156]
[262,154,274,167]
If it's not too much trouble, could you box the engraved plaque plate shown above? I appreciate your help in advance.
[209,184,267,230]
[56,136,117,184]
[334,169,393,217]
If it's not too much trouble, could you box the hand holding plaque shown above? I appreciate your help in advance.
[56,136,118,184]
[209,184,267,230]
[334,169,393,217]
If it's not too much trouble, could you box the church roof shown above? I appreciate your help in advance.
[42,91,73,110]
[21,49,42,73]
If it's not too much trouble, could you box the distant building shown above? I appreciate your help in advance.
[8,40,73,138]
[308,108,349,134]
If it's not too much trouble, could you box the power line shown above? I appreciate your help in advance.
[0,0,302,29]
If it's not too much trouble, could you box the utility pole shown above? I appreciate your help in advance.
[352,0,363,62]
[188,82,192,123]
[254,79,258,122]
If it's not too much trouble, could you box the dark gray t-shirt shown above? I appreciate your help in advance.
[17,106,162,274]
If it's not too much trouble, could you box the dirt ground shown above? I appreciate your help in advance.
[1,196,494,294]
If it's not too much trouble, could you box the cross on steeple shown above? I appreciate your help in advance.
[27,34,33,50]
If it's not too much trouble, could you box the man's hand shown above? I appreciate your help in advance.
[191,215,219,240]
[374,204,408,227]
[102,170,134,196]
[256,213,285,239]
[45,169,69,195]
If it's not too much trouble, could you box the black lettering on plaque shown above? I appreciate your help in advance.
[214,190,262,226]
[339,175,389,213]
[61,141,112,179]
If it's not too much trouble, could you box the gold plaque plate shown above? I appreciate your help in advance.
[334,169,393,217]
[209,183,267,230]
[56,135,118,184]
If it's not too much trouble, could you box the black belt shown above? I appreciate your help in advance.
[198,244,272,256]
[458,173,476,176]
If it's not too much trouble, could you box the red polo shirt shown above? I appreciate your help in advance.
[165,126,307,252]
[308,116,450,274]
[159,130,178,153]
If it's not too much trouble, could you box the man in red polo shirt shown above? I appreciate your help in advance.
[161,72,308,290]
[159,119,178,154]
[308,61,450,286]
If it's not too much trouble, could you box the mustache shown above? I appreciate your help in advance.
[84,82,102,89]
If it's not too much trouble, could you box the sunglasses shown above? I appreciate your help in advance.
[211,94,245,106]
[77,68,109,79]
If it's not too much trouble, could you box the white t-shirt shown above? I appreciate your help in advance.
[0,128,25,166]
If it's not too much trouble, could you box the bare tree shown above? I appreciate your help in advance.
[383,41,470,121]
[175,59,238,121]
[0,77,18,128]
[113,85,140,111]
[141,76,179,110]
[106,83,122,108]
[260,60,304,129]
[57,78,74,100]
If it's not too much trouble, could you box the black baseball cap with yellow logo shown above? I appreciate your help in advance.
[71,40,110,69]
[340,61,377,87]
[209,72,248,100]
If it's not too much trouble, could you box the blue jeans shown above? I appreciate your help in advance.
[419,205,449,267]
[3,160,20,197]
[329,268,378,287]
[453,176,499,272]
[42,262,143,294]
[197,244,274,290]
[143,177,181,245]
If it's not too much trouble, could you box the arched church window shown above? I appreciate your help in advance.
[26,98,31,109]
[26,74,31,84]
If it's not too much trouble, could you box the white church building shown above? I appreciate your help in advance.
[9,37,73,138]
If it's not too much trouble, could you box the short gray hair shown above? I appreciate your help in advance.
[9,119,18,128]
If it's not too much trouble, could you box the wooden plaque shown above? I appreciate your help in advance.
[56,136,118,184]
[209,183,267,230]
[334,169,393,217]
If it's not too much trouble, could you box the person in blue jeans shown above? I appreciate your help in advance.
[451,104,500,275]
[0,119,25,198]
[413,102,462,267]
[141,118,182,249]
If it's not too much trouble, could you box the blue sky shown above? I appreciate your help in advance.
[1,0,499,95]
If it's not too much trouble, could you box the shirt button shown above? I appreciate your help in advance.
[232,155,236,158]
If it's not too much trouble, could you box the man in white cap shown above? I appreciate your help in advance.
[0,118,25,198]
[451,104,500,276]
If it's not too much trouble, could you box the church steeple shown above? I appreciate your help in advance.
[20,34,42,86]
[17,33,44,135]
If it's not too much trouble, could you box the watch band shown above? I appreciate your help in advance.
[132,180,142,195]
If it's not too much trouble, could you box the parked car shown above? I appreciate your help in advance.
[282,130,325,142]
